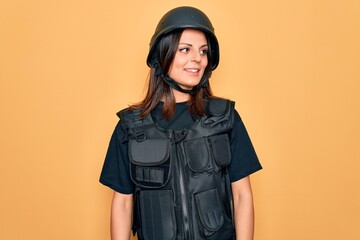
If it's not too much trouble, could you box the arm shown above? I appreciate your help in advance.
[231,176,255,240]
[111,191,133,240]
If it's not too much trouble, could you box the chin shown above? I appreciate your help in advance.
[184,83,201,90]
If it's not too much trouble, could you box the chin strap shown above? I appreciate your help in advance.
[152,58,210,95]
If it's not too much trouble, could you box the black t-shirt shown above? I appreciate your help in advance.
[99,101,262,194]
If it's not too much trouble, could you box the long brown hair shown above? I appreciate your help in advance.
[131,29,215,120]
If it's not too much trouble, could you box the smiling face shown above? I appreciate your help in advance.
[168,29,209,91]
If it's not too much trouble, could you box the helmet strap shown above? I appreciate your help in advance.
[163,76,197,95]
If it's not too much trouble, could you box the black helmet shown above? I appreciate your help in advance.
[147,6,220,70]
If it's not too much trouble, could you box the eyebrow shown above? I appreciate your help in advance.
[179,43,208,48]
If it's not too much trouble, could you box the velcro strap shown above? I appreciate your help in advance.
[136,167,164,184]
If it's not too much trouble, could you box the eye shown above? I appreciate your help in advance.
[200,49,208,55]
[179,48,190,53]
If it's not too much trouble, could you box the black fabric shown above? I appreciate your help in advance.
[99,101,262,194]
[194,188,224,233]
[140,190,176,240]
[184,137,210,172]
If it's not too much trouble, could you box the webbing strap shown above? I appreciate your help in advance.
[136,167,164,184]
[132,109,143,126]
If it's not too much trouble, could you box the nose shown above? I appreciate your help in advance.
[190,51,201,62]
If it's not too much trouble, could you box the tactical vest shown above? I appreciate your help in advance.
[118,99,235,240]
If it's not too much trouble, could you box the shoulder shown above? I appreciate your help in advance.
[115,107,140,129]
[201,98,235,130]
[205,98,235,116]
[116,106,133,120]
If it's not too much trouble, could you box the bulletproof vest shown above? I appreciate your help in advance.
[118,99,235,240]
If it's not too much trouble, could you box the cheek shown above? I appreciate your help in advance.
[202,56,208,67]
[201,60,208,70]
[168,63,181,78]
[176,57,188,67]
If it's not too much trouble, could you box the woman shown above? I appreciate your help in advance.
[100,6,262,240]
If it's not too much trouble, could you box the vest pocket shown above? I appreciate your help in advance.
[129,139,171,188]
[184,137,210,172]
[194,188,225,237]
[208,134,231,168]
[140,190,176,240]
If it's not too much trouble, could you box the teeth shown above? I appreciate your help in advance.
[186,69,199,72]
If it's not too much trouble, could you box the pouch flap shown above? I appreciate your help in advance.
[195,188,224,232]
[129,139,170,166]
[184,137,210,172]
[209,134,231,167]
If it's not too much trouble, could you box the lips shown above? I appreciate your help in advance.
[184,68,200,73]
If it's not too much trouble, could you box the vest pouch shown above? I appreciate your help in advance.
[139,190,176,240]
[129,138,171,188]
[194,188,230,238]
[208,134,231,169]
[183,137,210,173]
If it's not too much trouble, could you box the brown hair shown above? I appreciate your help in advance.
[131,29,215,120]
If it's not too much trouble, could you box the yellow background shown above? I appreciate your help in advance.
[1,0,359,239]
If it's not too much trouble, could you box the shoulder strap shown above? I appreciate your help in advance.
[117,108,154,128]
[203,98,235,130]
[205,98,234,116]
[116,108,155,141]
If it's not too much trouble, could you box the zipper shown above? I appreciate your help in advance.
[176,141,191,239]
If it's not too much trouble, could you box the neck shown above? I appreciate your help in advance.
[172,88,191,102]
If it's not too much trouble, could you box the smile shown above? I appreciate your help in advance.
[184,68,200,73]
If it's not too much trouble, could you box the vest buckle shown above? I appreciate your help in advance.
[173,130,187,143]
[135,131,147,142]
